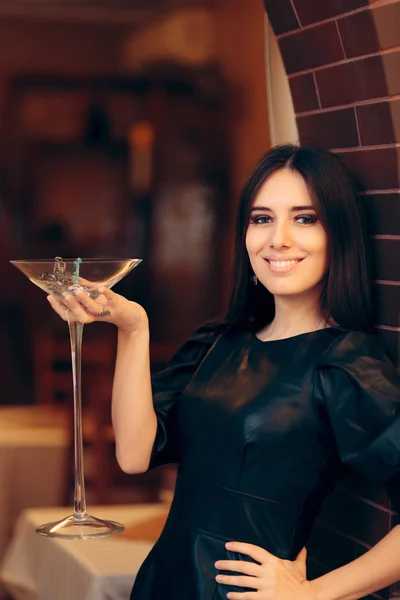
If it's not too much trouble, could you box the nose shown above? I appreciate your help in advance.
[269,219,292,249]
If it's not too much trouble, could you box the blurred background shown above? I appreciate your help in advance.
[0,0,399,598]
[0,0,271,513]
[0,0,271,406]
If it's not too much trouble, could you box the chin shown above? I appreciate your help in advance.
[260,281,300,295]
[269,289,305,296]
[262,280,322,297]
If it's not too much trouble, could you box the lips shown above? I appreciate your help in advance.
[263,257,304,273]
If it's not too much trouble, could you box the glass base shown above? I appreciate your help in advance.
[35,512,125,539]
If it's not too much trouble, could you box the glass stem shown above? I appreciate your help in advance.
[68,320,87,517]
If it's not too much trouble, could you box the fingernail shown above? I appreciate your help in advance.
[225,542,233,549]
[214,561,221,568]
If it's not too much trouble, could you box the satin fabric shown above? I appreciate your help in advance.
[130,323,400,600]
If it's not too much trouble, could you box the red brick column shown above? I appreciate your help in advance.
[263,2,399,597]
[264,0,399,366]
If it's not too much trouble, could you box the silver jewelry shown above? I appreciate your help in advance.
[252,274,258,286]
[93,307,111,318]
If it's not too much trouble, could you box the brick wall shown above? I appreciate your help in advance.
[263,1,400,598]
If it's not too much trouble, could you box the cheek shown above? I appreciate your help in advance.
[245,232,259,272]
[245,228,263,255]
[318,235,329,265]
[304,230,328,261]
[316,246,329,278]
[245,230,253,255]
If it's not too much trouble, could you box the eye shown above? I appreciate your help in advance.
[250,215,272,225]
[295,215,318,225]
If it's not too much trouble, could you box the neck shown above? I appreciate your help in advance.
[259,288,328,341]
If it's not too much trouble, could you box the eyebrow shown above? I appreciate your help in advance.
[250,205,316,212]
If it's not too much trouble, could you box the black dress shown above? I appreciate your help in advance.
[130,323,400,600]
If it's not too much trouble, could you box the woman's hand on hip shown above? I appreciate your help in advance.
[47,286,148,334]
[215,542,315,600]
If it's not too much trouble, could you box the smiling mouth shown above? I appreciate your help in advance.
[264,258,305,272]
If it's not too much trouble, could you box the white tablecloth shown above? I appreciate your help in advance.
[0,406,70,559]
[0,504,166,600]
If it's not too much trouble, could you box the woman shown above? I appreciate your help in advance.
[49,144,400,600]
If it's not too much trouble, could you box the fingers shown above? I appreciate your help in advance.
[296,547,307,561]
[47,295,70,321]
[62,294,94,323]
[215,561,261,577]
[48,291,106,323]
[225,542,267,565]
[74,289,109,317]
[292,546,308,579]
[48,285,141,330]
[225,592,258,600]
[215,574,261,590]
[47,283,125,326]
[97,287,116,306]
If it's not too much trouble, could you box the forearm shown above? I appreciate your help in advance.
[112,319,157,474]
[311,525,400,600]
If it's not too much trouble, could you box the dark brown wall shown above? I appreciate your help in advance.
[263,1,399,598]
[0,19,125,75]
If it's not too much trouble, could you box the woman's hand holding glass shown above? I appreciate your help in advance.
[47,286,148,334]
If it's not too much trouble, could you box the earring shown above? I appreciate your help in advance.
[252,274,258,286]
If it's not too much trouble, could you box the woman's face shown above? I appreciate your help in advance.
[245,168,329,300]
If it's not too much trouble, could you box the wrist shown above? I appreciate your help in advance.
[118,306,149,337]
[118,317,149,339]
[310,577,336,600]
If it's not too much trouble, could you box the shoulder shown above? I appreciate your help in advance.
[315,329,400,405]
[318,328,395,370]
[169,318,229,364]
[152,319,229,386]
[187,318,229,345]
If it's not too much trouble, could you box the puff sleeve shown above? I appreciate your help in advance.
[149,321,226,469]
[314,331,400,512]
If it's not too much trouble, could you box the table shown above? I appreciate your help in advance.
[0,406,70,559]
[0,504,167,600]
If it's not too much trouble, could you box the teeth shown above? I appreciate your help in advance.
[269,260,299,267]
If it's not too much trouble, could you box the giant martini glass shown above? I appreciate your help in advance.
[11,257,142,539]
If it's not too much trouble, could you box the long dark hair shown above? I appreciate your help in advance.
[227,144,373,331]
